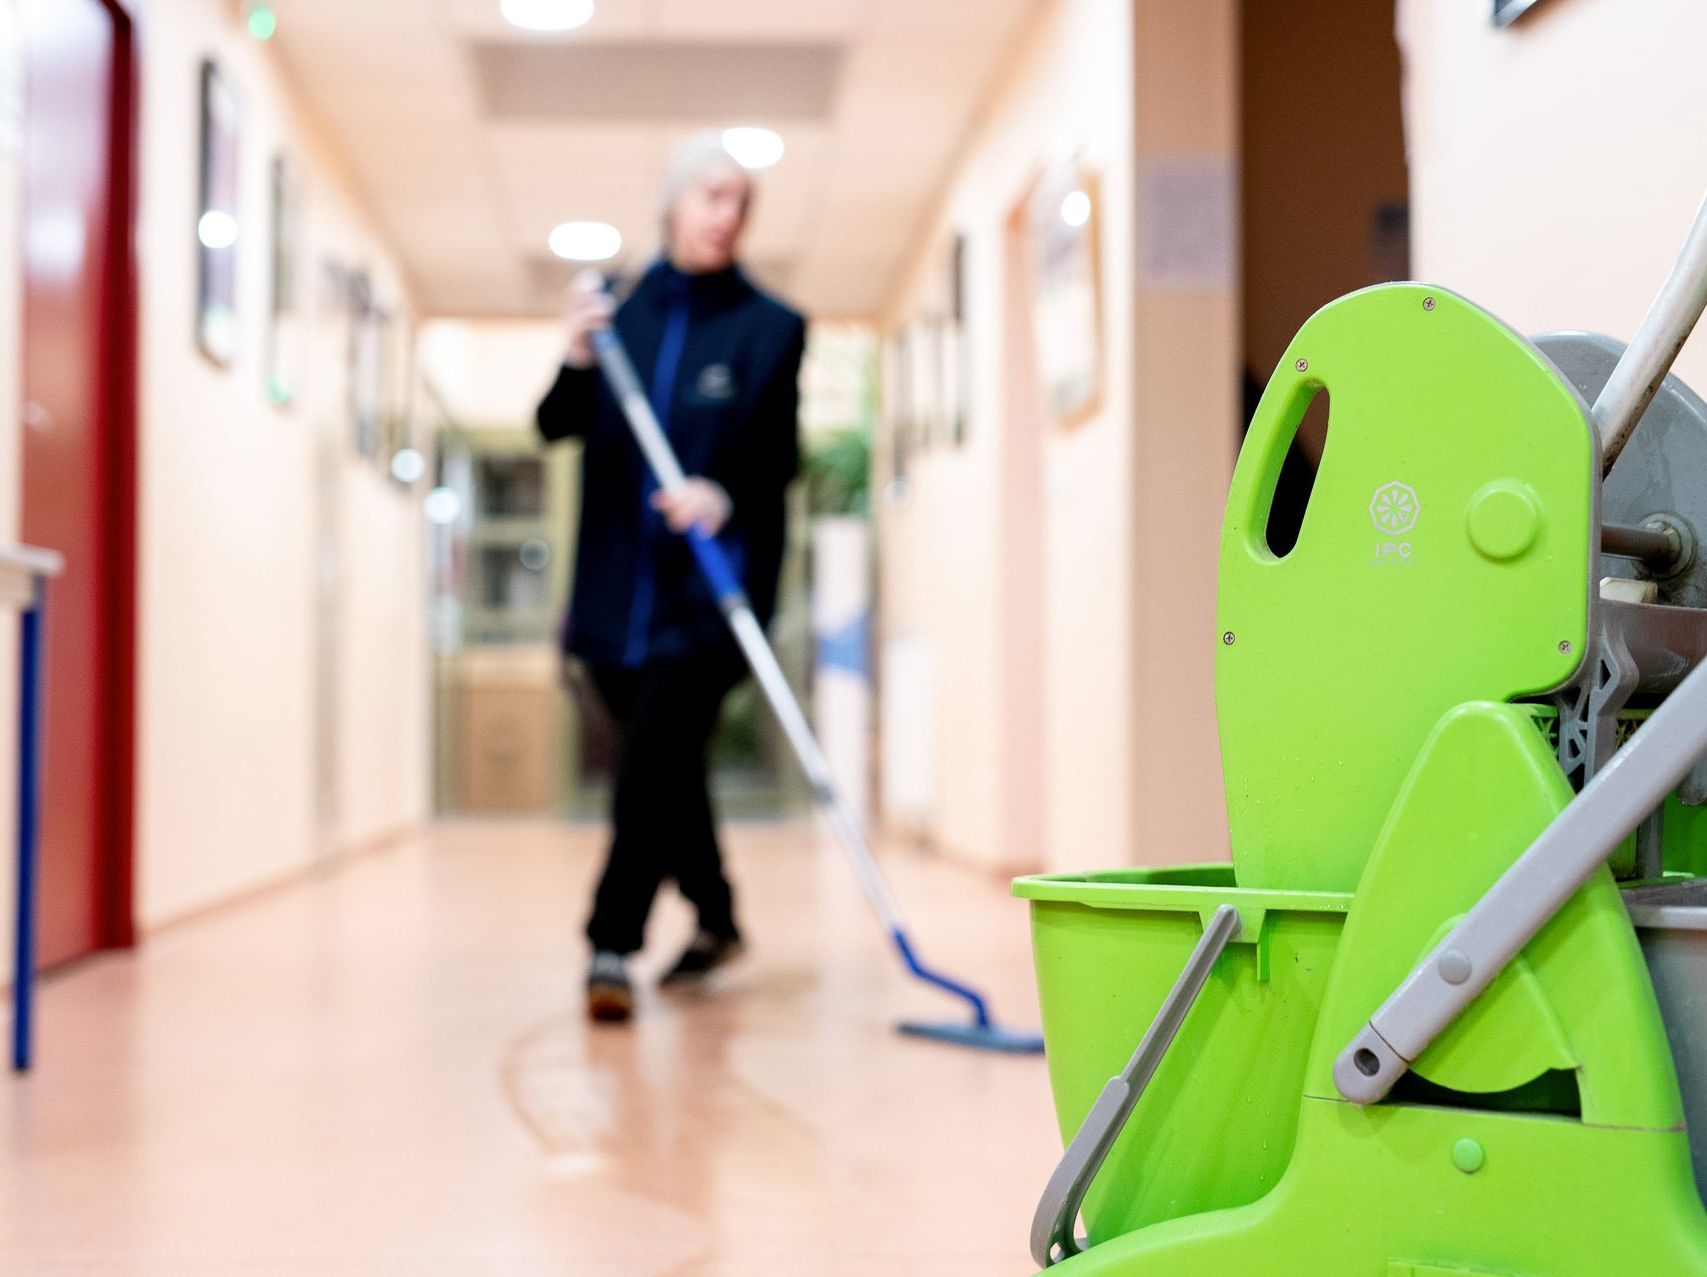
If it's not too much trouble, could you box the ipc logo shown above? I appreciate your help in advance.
[1370,481,1420,535]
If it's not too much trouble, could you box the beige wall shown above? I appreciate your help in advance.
[877,0,1237,874]
[132,0,430,926]
[1398,0,1707,390]
[1127,0,1238,865]
[0,0,432,940]
[419,319,566,429]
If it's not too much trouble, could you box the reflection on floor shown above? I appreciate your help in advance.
[2,822,1059,1275]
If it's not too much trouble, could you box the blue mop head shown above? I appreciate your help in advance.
[897,1019,1045,1054]
[888,928,1045,1053]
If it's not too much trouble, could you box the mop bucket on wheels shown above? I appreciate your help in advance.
[1014,193,1707,1277]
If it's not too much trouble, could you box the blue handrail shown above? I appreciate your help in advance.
[2,545,63,1074]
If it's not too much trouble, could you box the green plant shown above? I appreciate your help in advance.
[803,428,871,518]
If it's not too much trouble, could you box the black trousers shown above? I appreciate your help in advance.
[585,649,746,955]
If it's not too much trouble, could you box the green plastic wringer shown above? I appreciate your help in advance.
[1015,191,1707,1274]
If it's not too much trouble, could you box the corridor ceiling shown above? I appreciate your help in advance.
[268,0,1045,318]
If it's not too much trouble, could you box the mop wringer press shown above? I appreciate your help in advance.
[1017,196,1707,1273]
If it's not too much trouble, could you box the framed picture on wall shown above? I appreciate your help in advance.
[905,318,939,451]
[946,233,970,446]
[355,307,387,462]
[266,154,304,406]
[383,313,414,476]
[1027,154,1103,430]
[1492,0,1555,26]
[343,269,383,459]
[196,59,242,366]
[886,329,912,485]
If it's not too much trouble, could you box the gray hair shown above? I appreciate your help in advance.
[659,130,751,219]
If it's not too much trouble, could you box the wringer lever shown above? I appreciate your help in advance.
[1334,651,1707,1104]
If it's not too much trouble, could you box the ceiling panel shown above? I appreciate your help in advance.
[871,0,1034,33]
[651,0,871,42]
[485,125,667,212]
[470,41,846,123]
[267,0,1046,317]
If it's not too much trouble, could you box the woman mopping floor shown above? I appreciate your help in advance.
[536,132,807,1023]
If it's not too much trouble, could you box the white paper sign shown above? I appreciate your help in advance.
[1139,156,1237,292]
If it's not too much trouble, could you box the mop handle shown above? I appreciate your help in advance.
[1595,189,1707,470]
[586,321,907,935]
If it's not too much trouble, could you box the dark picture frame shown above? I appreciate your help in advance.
[266,154,303,406]
[887,329,912,485]
[383,311,414,475]
[196,59,242,366]
[350,284,385,461]
[947,233,969,446]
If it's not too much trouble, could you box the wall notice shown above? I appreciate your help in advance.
[1139,156,1237,293]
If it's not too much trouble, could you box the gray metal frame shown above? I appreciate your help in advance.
[1592,194,1707,471]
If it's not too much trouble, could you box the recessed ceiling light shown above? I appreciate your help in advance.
[424,487,463,525]
[549,220,622,262]
[198,210,238,249]
[501,0,593,32]
[1060,189,1091,228]
[391,448,427,485]
[721,127,784,170]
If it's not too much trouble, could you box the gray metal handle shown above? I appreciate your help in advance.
[589,327,690,493]
[1596,191,1707,470]
[1334,657,1707,1105]
[1030,905,1241,1268]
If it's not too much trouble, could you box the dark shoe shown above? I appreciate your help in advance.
[586,950,633,1023]
[660,930,744,986]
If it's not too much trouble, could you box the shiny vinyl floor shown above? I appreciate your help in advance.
[2,822,1061,1275]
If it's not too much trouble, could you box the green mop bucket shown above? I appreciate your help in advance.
[1013,865,1350,1245]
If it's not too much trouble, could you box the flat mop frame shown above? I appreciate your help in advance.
[589,316,1042,1055]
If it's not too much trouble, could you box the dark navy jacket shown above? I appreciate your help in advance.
[536,260,806,668]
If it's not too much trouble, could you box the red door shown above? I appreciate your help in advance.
[20,0,137,966]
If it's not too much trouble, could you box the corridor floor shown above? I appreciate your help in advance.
[1,822,1060,1275]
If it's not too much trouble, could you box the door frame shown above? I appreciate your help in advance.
[97,0,138,948]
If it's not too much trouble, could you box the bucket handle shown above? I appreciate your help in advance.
[1029,905,1241,1269]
